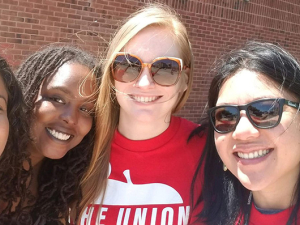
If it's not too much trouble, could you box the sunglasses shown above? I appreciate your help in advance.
[111,52,186,86]
[209,98,300,134]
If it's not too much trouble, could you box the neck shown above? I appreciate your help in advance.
[252,170,299,210]
[118,114,172,140]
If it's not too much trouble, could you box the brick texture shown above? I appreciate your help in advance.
[0,0,300,122]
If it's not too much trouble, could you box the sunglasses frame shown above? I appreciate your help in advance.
[111,52,186,87]
[209,98,300,134]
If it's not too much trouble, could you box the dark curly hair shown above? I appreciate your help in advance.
[15,45,101,225]
[0,56,30,223]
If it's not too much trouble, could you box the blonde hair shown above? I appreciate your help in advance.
[79,3,194,218]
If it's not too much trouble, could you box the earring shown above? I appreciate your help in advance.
[223,164,228,172]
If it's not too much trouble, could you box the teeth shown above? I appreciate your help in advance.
[46,128,71,141]
[133,96,159,103]
[237,149,270,159]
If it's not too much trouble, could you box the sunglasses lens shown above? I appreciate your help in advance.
[112,55,141,82]
[151,59,180,86]
[248,100,280,128]
[212,106,239,133]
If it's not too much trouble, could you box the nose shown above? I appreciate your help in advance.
[60,104,78,125]
[134,68,155,88]
[232,111,259,140]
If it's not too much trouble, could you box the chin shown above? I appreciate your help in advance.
[44,149,69,160]
[238,177,268,192]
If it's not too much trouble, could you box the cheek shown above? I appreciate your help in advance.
[29,119,41,141]
[215,134,230,159]
[114,81,129,93]
[30,103,57,137]
[274,125,300,154]
[0,116,9,152]
[114,82,131,104]
[33,102,56,121]
[274,115,300,146]
[78,117,93,137]
[177,72,188,92]
[215,134,225,151]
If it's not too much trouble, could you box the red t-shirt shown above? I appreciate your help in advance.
[79,116,206,225]
[234,203,300,225]
[248,203,299,225]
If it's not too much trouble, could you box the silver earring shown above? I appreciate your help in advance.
[223,164,228,172]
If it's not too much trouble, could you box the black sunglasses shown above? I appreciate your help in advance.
[209,98,300,134]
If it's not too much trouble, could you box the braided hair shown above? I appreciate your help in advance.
[0,56,30,224]
[15,45,100,225]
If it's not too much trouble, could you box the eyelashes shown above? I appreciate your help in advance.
[46,95,94,117]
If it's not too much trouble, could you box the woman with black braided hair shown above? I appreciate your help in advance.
[0,45,100,224]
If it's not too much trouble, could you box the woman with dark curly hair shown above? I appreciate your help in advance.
[0,45,100,225]
[0,56,30,223]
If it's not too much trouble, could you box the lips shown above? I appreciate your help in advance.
[130,95,161,103]
[46,127,73,141]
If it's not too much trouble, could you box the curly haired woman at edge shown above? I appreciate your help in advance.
[0,56,30,224]
[0,45,101,225]
[77,4,206,225]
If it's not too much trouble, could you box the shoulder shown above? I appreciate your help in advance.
[177,117,206,144]
[173,116,206,142]
[173,117,206,145]
[173,117,207,139]
[172,116,206,156]
[173,116,199,131]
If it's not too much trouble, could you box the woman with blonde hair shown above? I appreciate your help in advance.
[78,4,206,225]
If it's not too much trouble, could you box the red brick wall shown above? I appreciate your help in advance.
[1,0,300,122]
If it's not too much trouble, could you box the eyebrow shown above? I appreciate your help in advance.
[49,86,73,97]
[49,86,94,101]
[217,96,277,105]
[0,95,7,104]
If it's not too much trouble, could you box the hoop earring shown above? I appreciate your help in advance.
[223,164,228,172]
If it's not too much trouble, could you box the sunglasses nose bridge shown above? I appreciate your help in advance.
[139,62,153,75]
[135,62,155,87]
[232,110,260,140]
[235,105,254,128]
[142,62,152,69]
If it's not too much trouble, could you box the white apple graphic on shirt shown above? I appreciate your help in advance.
[96,164,183,205]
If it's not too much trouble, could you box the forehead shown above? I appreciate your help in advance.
[217,69,287,105]
[47,63,92,86]
[42,63,96,97]
[124,26,181,62]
